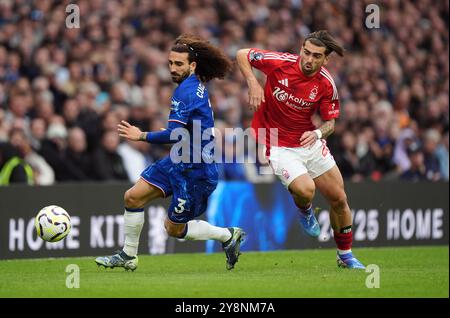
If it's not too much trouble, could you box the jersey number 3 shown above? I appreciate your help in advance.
[174,198,187,213]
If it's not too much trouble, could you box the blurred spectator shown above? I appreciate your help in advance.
[117,139,153,183]
[29,117,47,150]
[435,132,449,180]
[8,127,54,185]
[62,99,82,128]
[0,141,33,185]
[38,121,82,182]
[334,131,364,181]
[4,93,31,129]
[91,130,128,181]
[64,127,93,181]
[422,128,443,181]
[0,108,9,141]
[400,141,428,181]
[392,128,417,173]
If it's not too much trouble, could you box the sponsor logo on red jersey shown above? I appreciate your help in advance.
[272,87,313,110]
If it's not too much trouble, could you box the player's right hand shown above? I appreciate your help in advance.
[117,120,142,141]
[299,131,318,149]
[248,79,265,111]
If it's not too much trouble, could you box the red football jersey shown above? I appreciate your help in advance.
[248,48,340,149]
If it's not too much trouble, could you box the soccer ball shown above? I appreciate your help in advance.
[35,205,71,242]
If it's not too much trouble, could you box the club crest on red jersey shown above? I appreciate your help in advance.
[309,86,319,99]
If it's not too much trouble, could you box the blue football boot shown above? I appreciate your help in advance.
[299,206,320,237]
[336,252,366,269]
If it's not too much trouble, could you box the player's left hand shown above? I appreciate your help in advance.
[299,131,318,149]
[117,120,142,141]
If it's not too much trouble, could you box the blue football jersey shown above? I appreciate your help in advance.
[168,74,215,163]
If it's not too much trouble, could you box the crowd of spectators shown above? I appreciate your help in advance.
[0,0,448,185]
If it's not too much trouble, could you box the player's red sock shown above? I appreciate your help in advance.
[334,226,352,254]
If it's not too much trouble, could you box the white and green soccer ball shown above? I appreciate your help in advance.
[35,205,71,242]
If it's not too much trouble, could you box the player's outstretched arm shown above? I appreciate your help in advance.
[236,49,265,111]
[117,120,184,144]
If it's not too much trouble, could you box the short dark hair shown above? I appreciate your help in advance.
[171,34,233,83]
[303,30,345,57]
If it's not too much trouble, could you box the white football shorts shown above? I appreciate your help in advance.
[268,139,336,189]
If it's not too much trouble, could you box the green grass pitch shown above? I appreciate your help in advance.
[0,246,447,298]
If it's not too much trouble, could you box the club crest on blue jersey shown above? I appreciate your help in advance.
[171,98,181,111]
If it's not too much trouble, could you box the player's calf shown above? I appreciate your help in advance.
[164,218,187,238]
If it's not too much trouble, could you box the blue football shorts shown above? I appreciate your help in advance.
[140,156,218,223]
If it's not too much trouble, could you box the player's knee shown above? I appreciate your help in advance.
[330,192,348,210]
[164,219,186,238]
[124,190,142,209]
[290,182,315,202]
[304,187,315,201]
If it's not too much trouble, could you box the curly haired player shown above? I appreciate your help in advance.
[96,34,245,271]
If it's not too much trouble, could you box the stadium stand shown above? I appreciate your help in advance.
[0,0,448,184]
